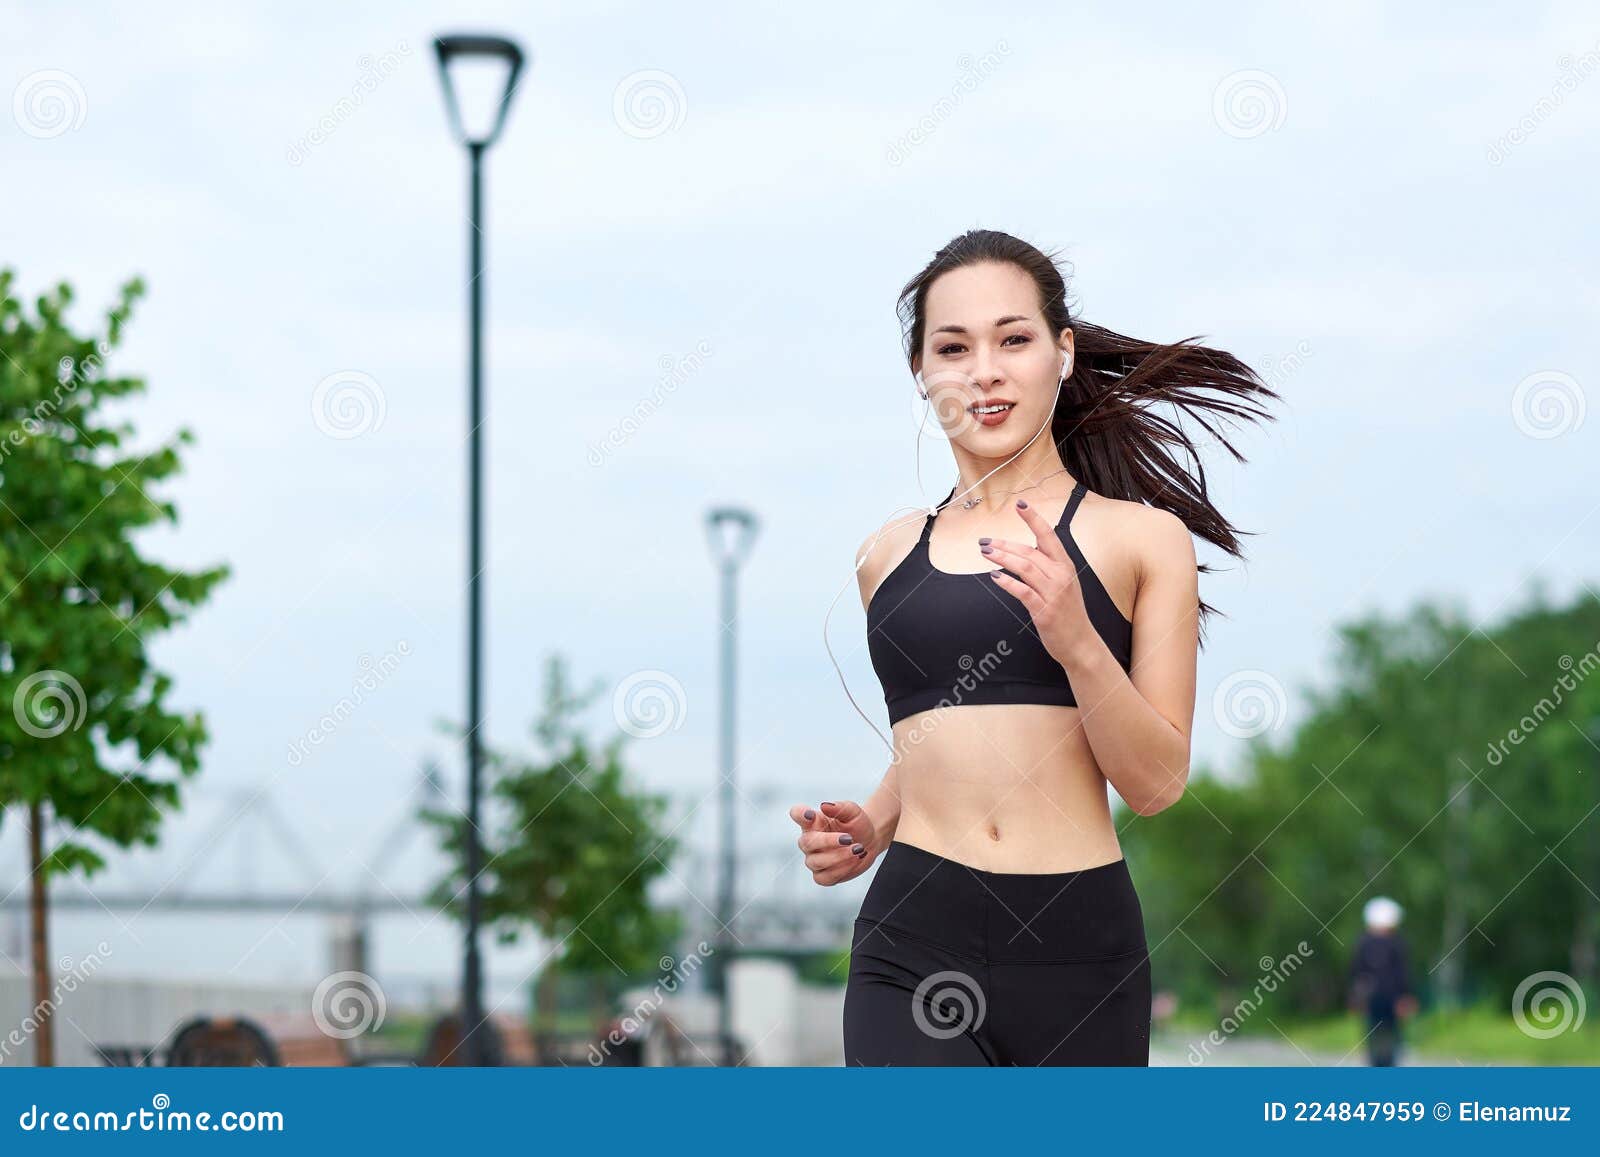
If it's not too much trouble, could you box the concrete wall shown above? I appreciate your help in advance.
[729,958,843,1067]
[0,961,313,1068]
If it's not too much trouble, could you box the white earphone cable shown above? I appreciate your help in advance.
[821,349,1074,757]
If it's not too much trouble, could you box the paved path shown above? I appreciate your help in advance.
[1151,1030,1512,1067]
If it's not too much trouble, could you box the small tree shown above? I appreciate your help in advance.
[423,653,681,1040]
[0,271,229,1064]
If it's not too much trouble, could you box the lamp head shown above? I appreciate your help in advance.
[706,507,760,566]
[433,34,527,148]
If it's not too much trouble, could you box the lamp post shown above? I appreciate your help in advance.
[433,32,525,1067]
[704,507,759,1062]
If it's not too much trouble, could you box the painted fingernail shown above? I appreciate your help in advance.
[1016,498,1028,509]
[979,544,993,554]
[838,833,852,845]
[977,537,991,545]
[820,801,833,807]
[804,809,816,820]
[852,844,865,856]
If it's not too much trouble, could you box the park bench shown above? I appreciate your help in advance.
[420,1010,536,1066]
[246,1012,353,1066]
[96,1013,354,1067]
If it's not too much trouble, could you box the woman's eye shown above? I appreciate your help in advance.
[934,334,1029,357]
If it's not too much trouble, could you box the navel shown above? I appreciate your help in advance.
[987,822,1001,842]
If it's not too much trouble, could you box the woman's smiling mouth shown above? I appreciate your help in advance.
[968,400,1015,427]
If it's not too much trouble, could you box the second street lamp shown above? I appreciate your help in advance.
[433,32,526,1068]
[705,506,759,1063]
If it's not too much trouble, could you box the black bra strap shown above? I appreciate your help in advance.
[1059,480,1088,530]
[918,486,956,545]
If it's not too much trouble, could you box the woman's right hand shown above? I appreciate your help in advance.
[790,800,879,886]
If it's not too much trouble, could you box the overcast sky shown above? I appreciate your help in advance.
[2,1,1596,998]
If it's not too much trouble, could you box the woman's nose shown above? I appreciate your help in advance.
[969,343,1003,385]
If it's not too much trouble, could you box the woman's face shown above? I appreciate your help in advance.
[916,260,1070,452]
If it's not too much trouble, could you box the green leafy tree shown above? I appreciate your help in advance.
[1124,591,1600,1033]
[422,653,682,1039]
[0,271,229,1064]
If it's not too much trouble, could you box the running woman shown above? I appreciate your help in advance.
[794,229,1278,1066]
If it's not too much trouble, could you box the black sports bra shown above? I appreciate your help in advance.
[866,480,1133,725]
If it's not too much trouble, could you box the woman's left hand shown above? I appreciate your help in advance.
[981,498,1100,668]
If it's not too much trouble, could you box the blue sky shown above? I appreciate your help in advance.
[2,0,1596,993]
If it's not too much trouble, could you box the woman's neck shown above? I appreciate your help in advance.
[951,445,1074,509]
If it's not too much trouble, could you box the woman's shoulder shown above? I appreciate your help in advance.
[855,506,926,612]
[1085,487,1188,535]
[1081,487,1196,591]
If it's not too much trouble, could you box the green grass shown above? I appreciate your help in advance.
[1162,1003,1597,1065]
[365,1008,594,1048]
[365,1010,432,1054]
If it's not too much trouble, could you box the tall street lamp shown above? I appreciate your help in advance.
[433,32,526,1067]
[704,507,759,1062]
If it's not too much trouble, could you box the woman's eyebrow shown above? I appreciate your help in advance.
[930,314,1034,336]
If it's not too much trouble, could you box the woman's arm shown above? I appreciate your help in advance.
[852,519,907,852]
[1056,506,1199,815]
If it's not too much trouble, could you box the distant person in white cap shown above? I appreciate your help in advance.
[1347,896,1418,1065]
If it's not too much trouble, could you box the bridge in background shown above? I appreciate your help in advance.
[0,764,856,958]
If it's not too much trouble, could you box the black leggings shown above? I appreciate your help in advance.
[844,839,1151,1066]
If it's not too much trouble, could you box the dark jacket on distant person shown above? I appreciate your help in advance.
[1349,930,1412,1005]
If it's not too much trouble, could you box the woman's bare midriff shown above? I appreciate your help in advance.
[888,701,1124,873]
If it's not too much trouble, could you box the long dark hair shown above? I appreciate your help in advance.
[896,228,1280,638]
